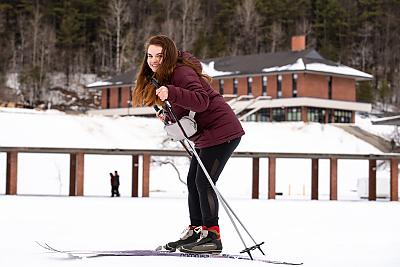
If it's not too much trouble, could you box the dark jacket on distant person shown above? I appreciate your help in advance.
[111,174,120,187]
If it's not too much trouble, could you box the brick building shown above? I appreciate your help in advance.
[87,36,373,123]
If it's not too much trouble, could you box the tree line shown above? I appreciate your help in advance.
[0,0,399,110]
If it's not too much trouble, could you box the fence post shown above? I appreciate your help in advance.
[311,158,319,200]
[330,158,338,200]
[6,151,18,195]
[368,159,376,201]
[142,154,150,197]
[131,155,139,197]
[69,152,84,196]
[390,158,398,201]
[252,157,260,199]
[268,156,276,199]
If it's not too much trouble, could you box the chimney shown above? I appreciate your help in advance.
[291,35,306,51]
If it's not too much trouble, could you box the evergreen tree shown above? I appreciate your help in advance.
[0,0,399,110]
[356,81,374,104]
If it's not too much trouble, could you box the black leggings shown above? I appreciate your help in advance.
[187,137,241,227]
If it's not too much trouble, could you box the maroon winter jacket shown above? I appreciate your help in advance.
[166,52,245,148]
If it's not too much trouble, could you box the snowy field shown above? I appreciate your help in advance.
[1,196,399,267]
[0,108,400,266]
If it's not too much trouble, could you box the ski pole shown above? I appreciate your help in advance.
[150,77,261,250]
[150,77,265,259]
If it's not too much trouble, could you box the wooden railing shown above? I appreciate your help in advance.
[1,146,399,201]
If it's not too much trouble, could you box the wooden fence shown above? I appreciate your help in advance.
[1,146,399,201]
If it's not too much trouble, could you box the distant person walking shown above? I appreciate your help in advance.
[110,171,120,197]
[391,138,396,152]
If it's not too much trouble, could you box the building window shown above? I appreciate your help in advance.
[262,76,267,96]
[287,107,301,121]
[334,110,352,123]
[233,78,238,95]
[272,108,285,121]
[328,76,333,99]
[236,109,255,121]
[118,87,122,108]
[128,87,133,107]
[219,79,224,95]
[247,77,253,95]
[307,108,325,123]
[259,108,270,122]
[277,75,282,98]
[106,88,110,109]
[327,109,333,123]
[244,112,257,122]
[292,74,298,97]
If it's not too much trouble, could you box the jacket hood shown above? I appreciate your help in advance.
[179,51,202,71]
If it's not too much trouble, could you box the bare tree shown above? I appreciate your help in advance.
[31,0,42,67]
[97,34,107,71]
[17,11,27,69]
[106,0,130,73]
[162,19,182,47]
[29,0,43,103]
[14,1,57,106]
[15,2,41,105]
[268,21,285,53]
[119,30,135,71]
[353,22,373,71]
[38,24,56,98]
[295,18,312,42]
[10,33,17,72]
[233,0,262,54]
[160,0,179,38]
[180,0,201,51]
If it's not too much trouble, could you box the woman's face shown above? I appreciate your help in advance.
[147,45,163,72]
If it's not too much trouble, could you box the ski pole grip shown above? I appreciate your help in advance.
[154,105,168,126]
[150,77,161,88]
[165,100,172,109]
[150,77,171,109]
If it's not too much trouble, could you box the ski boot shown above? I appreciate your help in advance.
[164,225,201,252]
[178,226,222,254]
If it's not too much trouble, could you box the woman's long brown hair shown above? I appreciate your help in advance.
[132,35,210,107]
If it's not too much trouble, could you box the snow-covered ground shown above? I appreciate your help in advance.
[1,196,399,267]
[0,107,399,267]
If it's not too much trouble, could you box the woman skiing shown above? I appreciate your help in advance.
[132,35,244,254]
